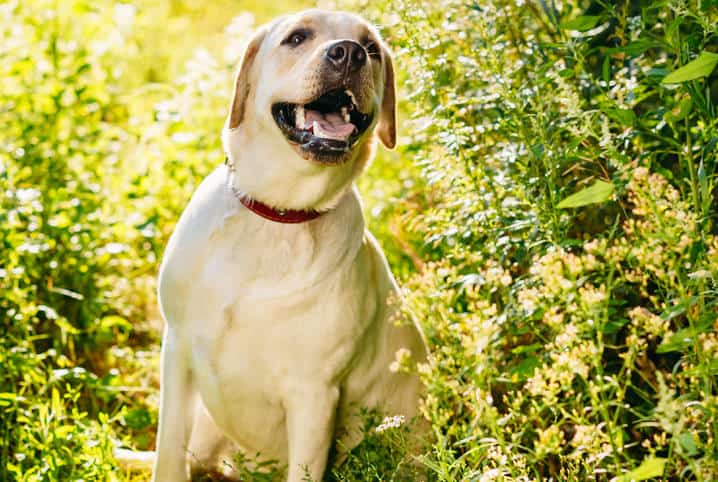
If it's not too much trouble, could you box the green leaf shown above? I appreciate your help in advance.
[602,55,611,82]
[98,315,133,343]
[662,51,718,84]
[557,180,614,209]
[511,343,542,355]
[685,357,718,377]
[698,159,711,216]
[678,432,699,456]
[54,317,80,335]
[622,457,667,481]
[663,96,693,122]
[561,15,600,31]
[659,301,687,321]
[510,356,541,381]
[657,320,712,353]
[0,393,18,407]
[646,67,670,79]
[603,107,636,126]
[607,39,657,56]
[100,315,132,332]
[124,407,152,430]
[603,317,630,334]
[657,328,695,353]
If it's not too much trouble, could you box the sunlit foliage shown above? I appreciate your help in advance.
[2,0,717,480]
[367,0,718,479]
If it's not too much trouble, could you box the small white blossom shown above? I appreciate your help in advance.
[375,415,405,433]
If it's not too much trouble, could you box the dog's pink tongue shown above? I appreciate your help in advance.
[305,110,356,140]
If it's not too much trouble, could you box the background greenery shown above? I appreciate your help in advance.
[1,0,717,480]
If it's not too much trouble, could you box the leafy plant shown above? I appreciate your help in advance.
[2,0,718,480]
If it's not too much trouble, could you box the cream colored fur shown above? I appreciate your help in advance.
[152,10,426,482]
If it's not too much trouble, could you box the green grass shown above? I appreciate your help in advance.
[2,0,718,480]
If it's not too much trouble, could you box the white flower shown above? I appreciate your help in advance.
[375,415,405,432]
[15,188,40,203]
[114,3,137,32]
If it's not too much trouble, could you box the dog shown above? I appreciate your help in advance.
[152,9,427,481]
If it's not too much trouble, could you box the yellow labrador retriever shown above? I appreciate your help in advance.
[153,9,426,481]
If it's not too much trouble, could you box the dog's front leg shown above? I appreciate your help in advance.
[284,385,340,482]
[153,326,194,482]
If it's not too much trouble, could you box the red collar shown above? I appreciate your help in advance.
[239,196,323,223]
[225,158,324,224]
[235,191,323,224]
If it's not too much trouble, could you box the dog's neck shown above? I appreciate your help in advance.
[222,123,374,212]
[224,157,326,224]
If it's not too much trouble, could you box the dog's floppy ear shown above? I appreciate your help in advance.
[376,45,397,149]
[228,27,268,129]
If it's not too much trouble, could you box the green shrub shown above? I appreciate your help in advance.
[355,0,718,479]
[3,0,718,480]
[0,0,248,478]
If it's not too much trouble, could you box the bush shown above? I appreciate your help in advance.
[358,0,718,479]
[2,0,717,480]
[0,0,248,478]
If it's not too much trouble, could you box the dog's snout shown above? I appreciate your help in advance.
[324,40,366,72]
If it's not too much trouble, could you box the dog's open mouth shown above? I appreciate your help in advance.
[272,89,372,159]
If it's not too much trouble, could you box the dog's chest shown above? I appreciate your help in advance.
[189,213,359,361]
[182,211,373,451]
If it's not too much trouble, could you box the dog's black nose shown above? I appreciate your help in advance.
[324,40,366,72]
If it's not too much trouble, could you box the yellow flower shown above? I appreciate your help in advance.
[535,424,564,458]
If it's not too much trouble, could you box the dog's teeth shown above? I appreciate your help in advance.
[341,107,350,123]
[312,120,324,137]
[345,90,357,108]
[295,106,305,129]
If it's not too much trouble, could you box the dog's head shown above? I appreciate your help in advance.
[222,10,396,211]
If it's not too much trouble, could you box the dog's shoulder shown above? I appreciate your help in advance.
[360,229,397,288]
[158,167,235,305]
[163,166,233,254]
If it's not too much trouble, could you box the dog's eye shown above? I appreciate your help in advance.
[365,41,380,59]
[283,30,309,46]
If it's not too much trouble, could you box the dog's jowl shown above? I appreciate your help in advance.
[153,10,427,482]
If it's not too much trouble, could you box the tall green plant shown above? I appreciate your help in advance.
[352,0,718,479]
